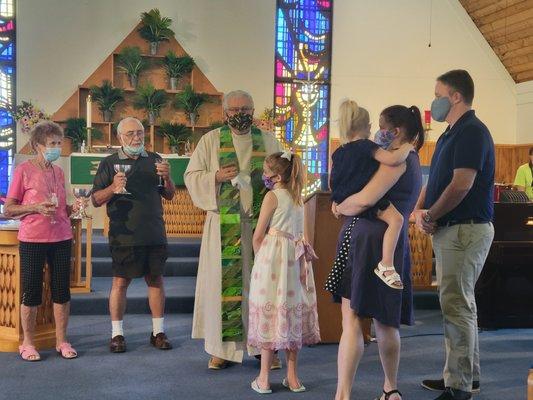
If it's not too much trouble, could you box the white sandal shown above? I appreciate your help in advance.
[282,378,306,392]
[374,262,404,290]
[251,379,272,394]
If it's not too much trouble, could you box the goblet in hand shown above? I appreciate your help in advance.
[113,164,132,195]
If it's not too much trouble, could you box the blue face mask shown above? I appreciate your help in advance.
[123,144,145,157]
[374,129,395,149]
[431,97,452,122]
[43,147,61,162]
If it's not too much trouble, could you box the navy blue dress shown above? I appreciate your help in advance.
[334,152,422,327]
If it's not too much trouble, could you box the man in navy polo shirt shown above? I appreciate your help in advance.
[415,70,495,400]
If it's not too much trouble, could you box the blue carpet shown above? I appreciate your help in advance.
[1,310,530,400]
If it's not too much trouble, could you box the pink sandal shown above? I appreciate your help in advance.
[19,344,41,362]
[56,342,78,359]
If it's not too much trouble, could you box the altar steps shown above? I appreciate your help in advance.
[70,233,200,315]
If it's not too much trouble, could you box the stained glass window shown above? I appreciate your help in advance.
[274,0,332,196]
[0,0,14,200]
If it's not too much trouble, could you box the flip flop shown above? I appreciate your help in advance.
[19,344,41,362]
[56,342,78,359]
[374,262,404,290]
[251,378,272,394]
[282,378,306,393]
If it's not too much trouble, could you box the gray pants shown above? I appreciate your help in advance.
[433,222,494,392]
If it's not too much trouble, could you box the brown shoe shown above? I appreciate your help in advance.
[150,332,172,350]
[110,335,126,353]
[208,356,229,370]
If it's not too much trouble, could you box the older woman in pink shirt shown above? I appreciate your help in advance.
[4,121,78,361]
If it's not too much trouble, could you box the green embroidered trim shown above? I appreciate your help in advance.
[219,125,266,342]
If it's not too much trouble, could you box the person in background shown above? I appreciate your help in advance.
[415,70,495,400]
[91,117,175,353]
[4,121,79,361]
[513,147,533,200]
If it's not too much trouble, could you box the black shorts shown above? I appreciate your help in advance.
[110,245,167,279]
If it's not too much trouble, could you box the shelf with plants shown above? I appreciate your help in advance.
[47,8,224,155]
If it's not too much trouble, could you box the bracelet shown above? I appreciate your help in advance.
[423,210,433,223]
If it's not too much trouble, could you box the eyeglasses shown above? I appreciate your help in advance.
[226,107,253,113]
[121,130,145,139]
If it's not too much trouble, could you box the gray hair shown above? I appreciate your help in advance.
[116,117,144,136]
[222,90,254,111]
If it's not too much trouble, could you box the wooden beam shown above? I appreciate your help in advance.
[483,24,533,46]
[474,0,533,26]
[497,36,533,55]
[478,9,533,40]
[501,44,533,60]
[515,69,533,82]
[503,52,533,66]
[506,60,533,74]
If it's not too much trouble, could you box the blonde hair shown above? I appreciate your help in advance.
[265,152,305,206]
[30,120,64,151]
[338,99,370,144]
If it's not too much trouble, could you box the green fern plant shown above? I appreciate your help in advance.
[158,122,192,150]
[138,9,174,55]
[162,51,194,90]
[117,46,147,87]
[133,83,168,125]
[89,80,124,122]
[64,118,103,151]
[173,85,209,125]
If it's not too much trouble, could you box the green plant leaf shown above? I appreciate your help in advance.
[138,9,175,43]
[64,118,103,151]
[89,80,124,113]
[117,46,148,78]
[173,84,209,114]
[161,51,195,79]
[133,83,168,119]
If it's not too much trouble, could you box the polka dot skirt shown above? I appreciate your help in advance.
[324,217,358,294]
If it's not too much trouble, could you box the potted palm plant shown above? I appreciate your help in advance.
[158,122,192,154]
[173,85,209,126]
[89,80,124,122]
[117,46,147,88]
[64,117,103,151]
[133,83,168,126]
[138,9,175,56]
[162,51,194,90]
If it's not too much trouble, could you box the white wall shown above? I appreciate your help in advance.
[18,0,521,149]
[516,81,533,144]
[16,0,276,151]
[331,0,517,143]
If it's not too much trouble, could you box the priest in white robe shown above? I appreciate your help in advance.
[185,90,282,369]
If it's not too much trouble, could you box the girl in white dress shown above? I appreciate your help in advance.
[248,151,320,394]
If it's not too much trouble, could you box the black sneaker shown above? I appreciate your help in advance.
[422,379,480,393]
[433,388,472,400]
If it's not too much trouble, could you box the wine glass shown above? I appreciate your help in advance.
[154,155,165,190]
[72,188,90,219]
[113,164,132,195]
[48,193,58,224]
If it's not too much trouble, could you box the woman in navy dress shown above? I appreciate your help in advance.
[330,105,424,400]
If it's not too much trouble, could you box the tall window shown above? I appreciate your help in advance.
[0,0,15,198]
[274,0,332,196]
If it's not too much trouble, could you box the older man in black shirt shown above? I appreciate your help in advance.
[415,70,495,400]
[92,117,176,353]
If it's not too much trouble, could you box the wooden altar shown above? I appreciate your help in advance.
[0,219,92,351]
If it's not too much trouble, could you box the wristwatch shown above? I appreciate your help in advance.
[423,210,433,223]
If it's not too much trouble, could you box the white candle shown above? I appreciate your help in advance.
[86,94,92,128]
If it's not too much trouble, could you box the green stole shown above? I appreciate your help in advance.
[219,125,267,342]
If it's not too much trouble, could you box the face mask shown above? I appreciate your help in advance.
[227,112,253,132]
[374,129,395,149]
[43,147,61,162]
[123,144,145,157]
[262,174,276,190]
[431,97,452,122]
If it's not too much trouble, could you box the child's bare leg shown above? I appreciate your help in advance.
[377,204,404,285]
[285,349,301,388]
[257,348,274,389]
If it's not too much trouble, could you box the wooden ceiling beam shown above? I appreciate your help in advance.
[515,69,533,82]
[506,60,533,74]
[501,44,533,60]
[483,24,533,46]
[474,0,533,26]
[478,9,533,39]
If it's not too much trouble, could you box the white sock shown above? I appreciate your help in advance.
[152,317,165,335]
[111,320,124,338]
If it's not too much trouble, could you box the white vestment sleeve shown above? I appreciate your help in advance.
[184,133,218,212]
